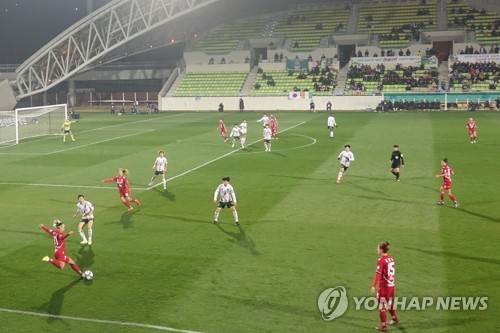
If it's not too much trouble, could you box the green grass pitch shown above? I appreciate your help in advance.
[0,111,498,333]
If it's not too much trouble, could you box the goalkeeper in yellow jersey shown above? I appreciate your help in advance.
[61,118,77,142]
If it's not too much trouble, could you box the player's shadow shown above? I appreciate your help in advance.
[77,245,95,271]
[401,246,500,266]
[455,207,500,224]
[154,187,176,201]
[216,224,259,255]
[119,210,135,229]
[37,279,81,322]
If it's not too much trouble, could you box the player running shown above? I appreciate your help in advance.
[73,194,94,245]
[213,176,239,225]
[269,114,279,139]
[390,145,404,181]
[327,112,337,139]
[230,124,243,148]
[435,158,459,208]
[148,150,168,190]
[218,118,228,142]
[61,118,77,143]
[240,120,248,146]
[263,124,272,152]
[466,117,477,143]
[40,220,85,278]
[370,241,399,332]
[337,144,355,184]
[102,168,141,211]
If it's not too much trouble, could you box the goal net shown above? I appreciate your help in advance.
[0,104,67,145]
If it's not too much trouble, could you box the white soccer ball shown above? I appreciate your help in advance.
[84,270,93,281]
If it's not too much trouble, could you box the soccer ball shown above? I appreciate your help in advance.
[83,270,93,281]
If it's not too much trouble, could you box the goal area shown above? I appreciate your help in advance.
[0,104,67,145]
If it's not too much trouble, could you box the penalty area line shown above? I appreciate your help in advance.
[0,308,207,333]
[149,121,307,190]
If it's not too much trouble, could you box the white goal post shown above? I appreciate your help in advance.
[0,104,67,145]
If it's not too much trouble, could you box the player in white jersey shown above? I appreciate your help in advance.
[230,124,243,148]
[263,124,272,152]
[337,144,355,184]
[148,150,168,189]
[73,194,94,245]
[240,120,248,146]
[257,113,270,127]
[213,176,239,225]
[327,112,338,139]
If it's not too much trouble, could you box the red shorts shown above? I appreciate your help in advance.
[55,251,70,263]
[441,181,452,190]
[469,130,476,136]
[377,285,395,304]
[119,190,130,198]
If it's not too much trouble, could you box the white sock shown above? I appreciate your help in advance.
[79,230,87,242]
[88,229,93,242]
[162,179,166,188]
[233,211,239,222]
[330,131,334,138]
[214,212,219,221]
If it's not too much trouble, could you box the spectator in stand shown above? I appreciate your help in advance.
[406,49,411,56]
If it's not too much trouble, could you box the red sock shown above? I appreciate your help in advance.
[440,193,444,201]
[379,308,387,326]
[389,308,398,321]
[449,195,456,202]
[70,263,83,276]
[122,201,131,208]
[49,259,62,269]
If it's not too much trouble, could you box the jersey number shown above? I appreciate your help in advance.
[387,262,395,277]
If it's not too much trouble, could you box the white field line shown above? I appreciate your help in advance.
[44,129,154,155]
[0,308,206,333]
[149,121,307,189]
[0,121,306,191]
[0,113,187,149]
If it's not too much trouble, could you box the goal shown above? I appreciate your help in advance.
[0,104,67,145]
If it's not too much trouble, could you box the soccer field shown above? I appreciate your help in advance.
[0,111,498,333]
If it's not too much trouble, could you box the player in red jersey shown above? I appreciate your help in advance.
[466,117,477,143]
[218,118,228,142]
[269,114,279,139]
[40,220,85,278]
[102,168,141,211]
[371,241,398,332]
[435,158,459,208]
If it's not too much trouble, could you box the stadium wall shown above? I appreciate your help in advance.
[159,95,383,111]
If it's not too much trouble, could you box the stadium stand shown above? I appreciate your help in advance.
[192,16,271,54]
[358,1,437,49]
[250,67,337,97]
[173,72,248,97]
[447,1,500,46]
[272,6,348,52]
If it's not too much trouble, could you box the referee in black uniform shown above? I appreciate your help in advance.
[390,145,405,181]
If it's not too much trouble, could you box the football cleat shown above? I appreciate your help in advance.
[148,182,153,186]
[42,256,50,262]
[375,326,387,332]
[437,201,444,206]
[454,201,459,208]
[135,199,141,206]
[389,319,399,325]
[88,241,92,246]
[213,220,218,224]
[127,206,134,212]
[236,221,240,226]
[80,240,88,245]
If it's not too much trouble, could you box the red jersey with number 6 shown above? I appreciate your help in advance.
[467,121,476,134]
[375,255,395,288]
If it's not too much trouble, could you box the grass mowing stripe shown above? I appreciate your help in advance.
[0,308,207,333]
